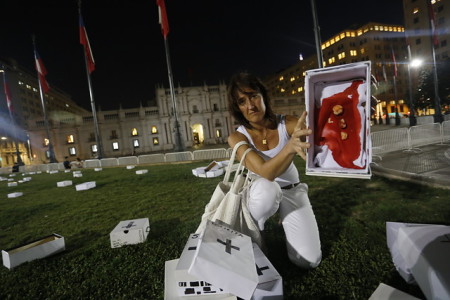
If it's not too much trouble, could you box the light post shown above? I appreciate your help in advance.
[406,45,422,127]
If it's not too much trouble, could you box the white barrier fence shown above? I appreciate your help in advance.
[2,121,449,174]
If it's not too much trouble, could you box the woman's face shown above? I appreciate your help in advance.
[236,88,266,124]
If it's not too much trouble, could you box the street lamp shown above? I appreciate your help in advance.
[406,46,421,126]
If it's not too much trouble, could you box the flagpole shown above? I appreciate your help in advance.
[406,44,417,126]
[32,36,56,163]
[310,0,324,68]
[0,66,23,165]
[163,37,184,152]
[79,1,104,159]
[157,0,184,152]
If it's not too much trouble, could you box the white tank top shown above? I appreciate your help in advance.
[237,115,300,186]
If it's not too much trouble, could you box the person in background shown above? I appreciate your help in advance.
[63,156,71,170]
[227,71,321,268]
[72,157,83,168]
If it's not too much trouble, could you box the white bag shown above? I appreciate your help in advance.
[189,220,258,300]
[195,141,261,246]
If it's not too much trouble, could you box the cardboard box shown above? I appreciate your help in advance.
[48,170,59,174]
[165,259,237,300]
[75,181,96,191]
[369,283,420,300]
[94,168,102,172]
[23,177,32,182]
[189,220,258,299]
[7,182,17,187]
[64,169,71,173]
[73,172,82,178]
[136,169,148,175]
[2,233,65,269]
[251,243,283,300]
[7,192,23,198]
[110,218,150,248]
[126,165,135,169]
[57,180,73,187]
[305,61,372,179]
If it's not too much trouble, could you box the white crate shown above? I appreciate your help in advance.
[7,182,17,187]
[23,177,32,182]
[110,218,150,248]
[73,173,83,178]
[305,61,372,179]
[94,168,102,172]
[75,181,96,191]
[135,169,148,175]
[369,283,420,300]
[57,180,73,187]
[126,165,136,170]
[7,192,23,198]
[2,233,65,269]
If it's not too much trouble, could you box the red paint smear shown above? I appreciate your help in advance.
[314,80,364,169]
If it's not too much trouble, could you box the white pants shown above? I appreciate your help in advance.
[247,178,322,268]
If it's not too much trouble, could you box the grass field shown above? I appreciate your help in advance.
[1,158,449,299]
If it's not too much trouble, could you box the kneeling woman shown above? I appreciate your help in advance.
[227,72,321,268]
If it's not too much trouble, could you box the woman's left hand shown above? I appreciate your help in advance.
[291,111,312,160]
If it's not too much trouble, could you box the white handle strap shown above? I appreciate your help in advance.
[230,148,252,193]
[223,141,248,183]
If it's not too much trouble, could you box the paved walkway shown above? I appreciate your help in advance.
[371,143,450,190]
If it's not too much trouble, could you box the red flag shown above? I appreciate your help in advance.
[391,49,398,78]
[427,0,439,47]
[2,74,13,113]
[79,15,95,73]
[34,50,50,93]
[156,0,169,38]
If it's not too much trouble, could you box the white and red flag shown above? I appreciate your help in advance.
[34,50,50,93]
[156,0,170,38]
[2,75,13,113]
[391,48,398,78]
[79,15,95,73]
[427,0,439,47]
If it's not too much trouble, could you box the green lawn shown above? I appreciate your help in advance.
[1,159,449,299]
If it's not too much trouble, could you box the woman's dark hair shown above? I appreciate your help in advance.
[227,72,277,129]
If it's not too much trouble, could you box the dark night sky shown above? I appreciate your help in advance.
[0,0,405,111]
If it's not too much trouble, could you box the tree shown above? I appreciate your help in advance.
[415,58,450,111]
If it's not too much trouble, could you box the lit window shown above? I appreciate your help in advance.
[68,147,76,156]
[340,33,345,39]
[216,129,222,138]
[151,126,158,134]
[280,88,285,93]
[361,48,365,54]
[153,137,159,145]
[18,81,24,85]
[91,144,98,153]
[44,138,49,146]
[112,142,119,150]
[133,139,140,148]
[413,7,419,14]
[26,84,31,89]
[290,76,295,82]
[350,50,357,56]
[67,135,74,144]
[297,87,303,92]
[279,76,284,81]
[131,128,138,136]
[338,52,346,59]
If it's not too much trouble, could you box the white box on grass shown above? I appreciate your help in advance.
[251,243,283,300]
[57,180,73,187]
[136,169,148,175]
[7,192,23,198]
[7,182,17,187]
[18,180,24,183]
[48,170,58,174]
[64,169,71,173]
[2,233,65,269]
[305,61,372,179]
[110,218,150,248]
[386,222,450,300]
[126,165,135,169]
[189,220,258,300]
[9,173,16,177]
[165,259,236,300]
[94,168,102,171]
[23,177,32,182]
[75,181,96,191]
[369,283,420,300]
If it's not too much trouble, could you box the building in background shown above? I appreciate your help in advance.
[403,0,449,115]
[0,58,89,167]
[264,22,408,123]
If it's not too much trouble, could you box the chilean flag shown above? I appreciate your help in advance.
[156,0,169,39]
[79,15,95,73]
[34,50,50,93]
